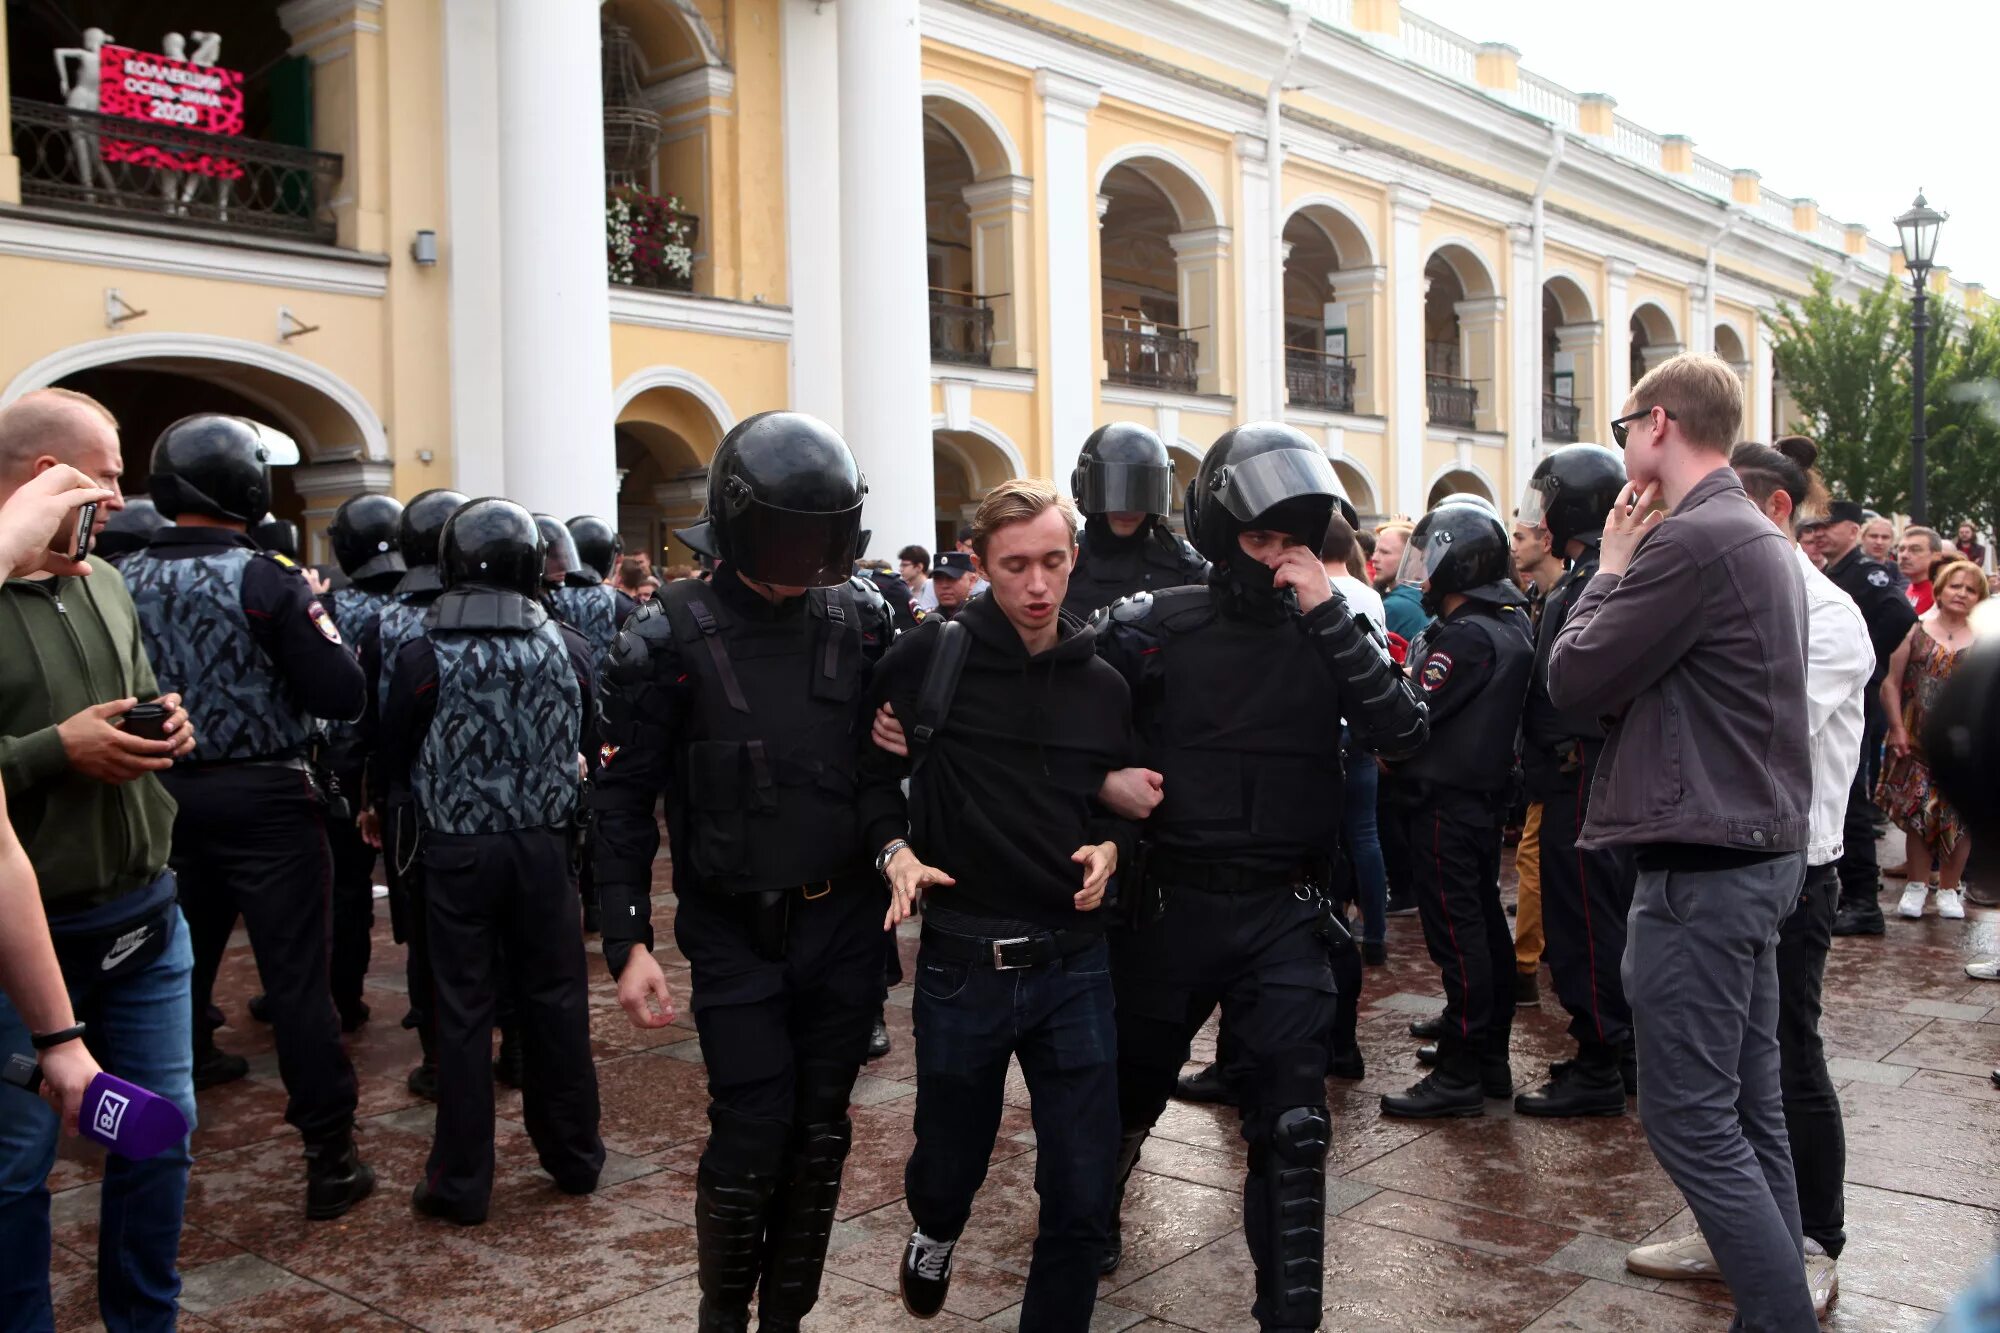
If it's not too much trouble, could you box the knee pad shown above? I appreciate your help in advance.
[1270,1105,1330,1166]
[703,1107,791,1179]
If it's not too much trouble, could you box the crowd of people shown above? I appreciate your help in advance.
[0,354,1998,1333]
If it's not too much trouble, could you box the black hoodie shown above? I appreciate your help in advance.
[860,590,1137,932]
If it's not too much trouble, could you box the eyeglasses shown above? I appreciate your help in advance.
[1610,406,1676,449]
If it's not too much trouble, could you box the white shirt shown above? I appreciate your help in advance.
[1796,546,1874,866]
[911,579,938,612]
[1331,573,1387,639]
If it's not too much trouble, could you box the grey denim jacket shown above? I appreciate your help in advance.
[1547,466,1811,852]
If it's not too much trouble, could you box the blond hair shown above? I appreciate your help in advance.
[1933,559,1990,603]
[970,478,1079,560]
[1630,352,1744,452]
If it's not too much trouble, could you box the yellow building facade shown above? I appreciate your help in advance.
[0,0,1978,562]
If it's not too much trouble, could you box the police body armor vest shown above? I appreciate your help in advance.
[414,613,581,836]
[1522,557,1606,757]
[1399,604,1535,794]
[122,548,313,762]
[1133,585,1347,862]
[1062,525,1207,620]
[551,582,619,669]
[659,578,867,893]
[325,586,394,751]
[376,594,433,716]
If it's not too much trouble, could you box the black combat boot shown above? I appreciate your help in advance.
[1175,1061,1229,1104]
[304,1131,376,1220]
[754,1118,854,1332]
[694,1120,788,1333]
[1100,1127,1149,1275]
[1514,1053,1627,1118]
[1408,1013,1445,1040]
[1413,1044,1512,1098]
[1380,1043,1485,1119]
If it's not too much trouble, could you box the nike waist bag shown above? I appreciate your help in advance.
[50,874,177,986]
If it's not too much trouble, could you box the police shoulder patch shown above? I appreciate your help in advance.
[1420,652,1453,691]
[268,551,297,568]
[1867,567,1891,588]
[307,600,343,644]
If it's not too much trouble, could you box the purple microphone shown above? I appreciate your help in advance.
[3,1053,190,1159]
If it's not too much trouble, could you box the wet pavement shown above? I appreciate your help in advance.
[44,838,2000,1331]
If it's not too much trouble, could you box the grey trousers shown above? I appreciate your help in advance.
[1624,851,1817,1333]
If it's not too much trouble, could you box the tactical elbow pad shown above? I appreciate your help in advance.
[1310,609,1429,756]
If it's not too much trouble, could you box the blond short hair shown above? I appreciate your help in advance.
[0,387,120,479]
[1933,559,1990,603]
[1630,352,1744,452]
[970,478,1079,560]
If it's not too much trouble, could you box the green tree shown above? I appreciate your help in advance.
[1763,271,1911,512]
[1925,303,2000,537]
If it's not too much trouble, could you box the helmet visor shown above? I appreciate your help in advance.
[1077,459,1173,517]
[732,498,864,588]
[1518,476,1556,530]
[1212,448,1341,524]
[1396,527,1453,587]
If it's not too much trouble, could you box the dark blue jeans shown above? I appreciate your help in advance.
[0,901,195,1333]
[1342,750,1387,946]
[905,934,1119,1333]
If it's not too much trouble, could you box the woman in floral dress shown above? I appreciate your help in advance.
[1878,559,1989,919]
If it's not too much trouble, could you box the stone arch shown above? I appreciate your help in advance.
[1098,148,1229,394]
[932,422,1024,552]
[920,83,1023,181]
[1426,465,1498,510]
[1332,458,1379,519]
[1630,301,1683,383]
[1426,240,1498,301]
[606,0,727,76]
[1543,272,1594,324]
[1093,145,1224,231]
[613,367,733,565]
[1281,200,1380,415]
[1713,320,1748,365]
[924,88,1030,366]
[1424,242,1502,431]
[1542,274,1599,443]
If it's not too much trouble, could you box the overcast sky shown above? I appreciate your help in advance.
[1404,0,1999,300]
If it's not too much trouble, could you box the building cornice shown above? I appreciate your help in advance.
[929,364,1037,392]
[607,289,793,341]
[0,211,390,298]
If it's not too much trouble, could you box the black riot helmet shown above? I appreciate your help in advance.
[149,414,279,524]
[440,498,545,598]
[1520,444,1626,552]
[1072,422,1173,520]
[534,513,582,587]
[396,487,470,595]
[94,496,165,561]
[566,514,622,578]
[1185,421,1344,565]
[706,411,865,588]
[1398,500,1514,611]
[251,517,301,561]
[329,493,406,581]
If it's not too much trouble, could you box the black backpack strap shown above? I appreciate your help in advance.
[910,620,971,775]
[822,596,848,680]
[680,585,751,714]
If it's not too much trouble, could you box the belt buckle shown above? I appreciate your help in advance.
[801,880,832,901]
[991,936,1034,970]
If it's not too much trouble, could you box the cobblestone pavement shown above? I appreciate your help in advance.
[44,837,2000,1331]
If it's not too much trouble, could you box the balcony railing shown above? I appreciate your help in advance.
[10,98,342,243]
[1426,373,1479,429]
[928,288,996,365]
[1284,346,1356,413]
[1543,393,1581,443]
[1103,316,1199,392]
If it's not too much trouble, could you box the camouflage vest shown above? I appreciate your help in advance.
[325,586,393,749]
[551,582,619,670]
[413,623,581,835]
[122,548,312,762]
[376,596,431,717]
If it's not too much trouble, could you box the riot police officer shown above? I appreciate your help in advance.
[594,411,896,1333]
[1061,421,1207,619]
[94,494,165,566]
[121,414,374,1219]
[1379,500,1535,1120]
[380,498,604,1224]
[359,485,468,1098]
[1512,446,1638,1116]
[1091,422,1428,1331]
[564,513,641,655]
[321,493,406,1031]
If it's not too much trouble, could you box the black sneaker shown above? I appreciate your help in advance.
[304,1133,376,1221]
[1361,941,1387,967]
[1514,971,1540,1006]
[193,1047,249,1091]
[1380,1070,1485,1119]
[1832,905,1886,937]
[247,994,271,1024]
[1408,1014,1445,1040]
[406,1061,439,1101]
[867,1011,892,1061]
[900,1228,957,1319]
[1384,888,1418,917]
[1515,1061,1627,1118]
[1174,1062,1230,1104]
[411,1180,485,1226]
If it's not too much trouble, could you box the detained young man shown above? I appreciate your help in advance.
[858,479,1137,1331]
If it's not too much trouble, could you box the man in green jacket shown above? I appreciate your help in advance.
[0,388,197,1332]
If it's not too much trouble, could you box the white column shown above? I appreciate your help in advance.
[837,0,932,546]
[1036,69,1101,495]
[442,0,505,497]
[1234,134,1272,419]
[781,0,844,427]
[1605,258,1634,424]
[496,0,615,516]
[1389,186,1430,517]
[1752,319,1774,443]
[1507,222,1538,506]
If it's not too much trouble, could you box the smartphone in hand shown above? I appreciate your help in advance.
[50,502,97,563]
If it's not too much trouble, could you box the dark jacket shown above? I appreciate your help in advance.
[0,559,177,916]
[860,591,1136,932]
[1547,466,1810,852]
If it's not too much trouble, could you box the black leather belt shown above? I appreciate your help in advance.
[920,924,1099,971]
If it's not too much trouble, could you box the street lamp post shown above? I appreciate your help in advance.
[1894,191,1946,525]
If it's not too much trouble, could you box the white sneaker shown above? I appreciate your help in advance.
[1937,889,1966,920]
[1626,1231,1719,1279]
[1805,1250,1839,1318]
[1898,882,1930,918]
[1967,959,2000,981]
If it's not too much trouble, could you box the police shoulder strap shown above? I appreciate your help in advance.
[668,581,752,715]
[910,619,971,775]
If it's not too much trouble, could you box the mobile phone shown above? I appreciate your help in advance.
[119,701,173,742]
[50,502,96,562]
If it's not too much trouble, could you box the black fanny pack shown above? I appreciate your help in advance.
[51,895,176,986]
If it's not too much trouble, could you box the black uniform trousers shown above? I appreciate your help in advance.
[166,763,358,1144]
[1112,875,1334,1333]
[386,797,438,1064]
[420,826,603,1214]
[1778,862,1845,1258]
[1535,742,1635,1058]
[1400,787,1515,1067]
[1835,757,1884,922]
[326,759,376,1019]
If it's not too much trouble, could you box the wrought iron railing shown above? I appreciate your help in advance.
[1284,346,1356,413]
[1542,393,1581,442]
[1103,316,1199,392]
[928,289,996,365]
[1426,373,1479,428]
[10,98,342,243]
